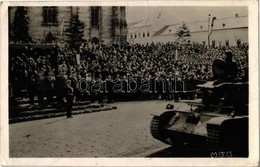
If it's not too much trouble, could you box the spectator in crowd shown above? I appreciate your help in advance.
[64,80,74,118]
[9,41,249,105]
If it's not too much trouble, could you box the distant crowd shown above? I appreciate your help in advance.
[9,41,249,106]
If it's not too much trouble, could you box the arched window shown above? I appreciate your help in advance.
[237,39,241,46]
[91,6,100,27]
[212,40,215,48]
[147,32,150,37]
[225,40,229,46]
[42,7,58,25]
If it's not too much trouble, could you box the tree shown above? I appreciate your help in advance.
[175,22,191,43]
[65,9,86,47]
[12,7,32,42]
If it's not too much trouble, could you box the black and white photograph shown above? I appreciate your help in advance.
[0,1,259,166]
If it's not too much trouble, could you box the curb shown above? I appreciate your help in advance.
[9,106,117,124]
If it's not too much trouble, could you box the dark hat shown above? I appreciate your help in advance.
[225,50,233,57]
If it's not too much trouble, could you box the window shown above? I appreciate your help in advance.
[42,7,58,25]
[91,7,100,27]
[225,40,229,46]
[130,34,133,39]
[143,32,145,38]
[120,7,125,17]
[147,32,150,37]
[134,34,137,39]
[212,40,215,47]
[237,39,241,46]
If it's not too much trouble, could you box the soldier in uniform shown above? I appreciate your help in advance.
[63,80,74,118]
[106,75,114,103]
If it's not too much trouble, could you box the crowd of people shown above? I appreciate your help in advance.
[9,41,249,106]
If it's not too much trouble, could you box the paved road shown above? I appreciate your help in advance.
[10,100,192,157]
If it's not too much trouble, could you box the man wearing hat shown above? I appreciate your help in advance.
[63,79,74,118]
[224,51,238,81]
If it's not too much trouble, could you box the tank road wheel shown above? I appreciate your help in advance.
[150,111,176,145]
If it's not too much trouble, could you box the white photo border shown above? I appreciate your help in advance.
[1,0,259,166]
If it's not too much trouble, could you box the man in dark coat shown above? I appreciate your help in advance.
[106,75,114,103]
[64,80,74,118]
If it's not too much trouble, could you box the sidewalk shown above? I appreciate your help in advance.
[9,100,117,124]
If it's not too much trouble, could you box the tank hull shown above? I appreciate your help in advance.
[150,110,248,154]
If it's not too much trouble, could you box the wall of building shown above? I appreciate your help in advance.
[188,28,248,46]
[78,7,91,41]
[127,26,248,46]
[27,7,72,41]
[9,6,127,44]
[127,25,153,44]
[100,7,113,44]
[127,16,248,46]
[209,28,248,46]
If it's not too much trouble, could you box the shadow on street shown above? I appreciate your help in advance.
[146,146,248,158]
[146,146,211,157]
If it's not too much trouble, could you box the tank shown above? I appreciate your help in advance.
[150,57,248,155]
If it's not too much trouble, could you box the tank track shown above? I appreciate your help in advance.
[150,116,162,141]
[150,114,174,145]
[206,124,220,150]
[207,119,248,155]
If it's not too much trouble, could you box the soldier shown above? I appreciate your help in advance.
[27,70,38,106]
[106,75,114,103]
[63,80,74,118]
[224,51,238,81]
[96,74,104,104]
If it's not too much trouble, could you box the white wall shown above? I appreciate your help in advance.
[127,25,153,44]
[128,28,248,46]
[210,28,248,46]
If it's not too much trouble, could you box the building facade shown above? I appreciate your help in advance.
[9,6,127,44]
[127,14,248,46]
[127,21,153,44]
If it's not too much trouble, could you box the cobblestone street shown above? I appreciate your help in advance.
[9,100,191,157]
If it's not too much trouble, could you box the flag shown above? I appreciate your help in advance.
[175,49,178,60]
[209,16,216,36]
[60,15,64,36]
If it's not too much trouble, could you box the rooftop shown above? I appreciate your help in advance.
[154,15,248,36]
